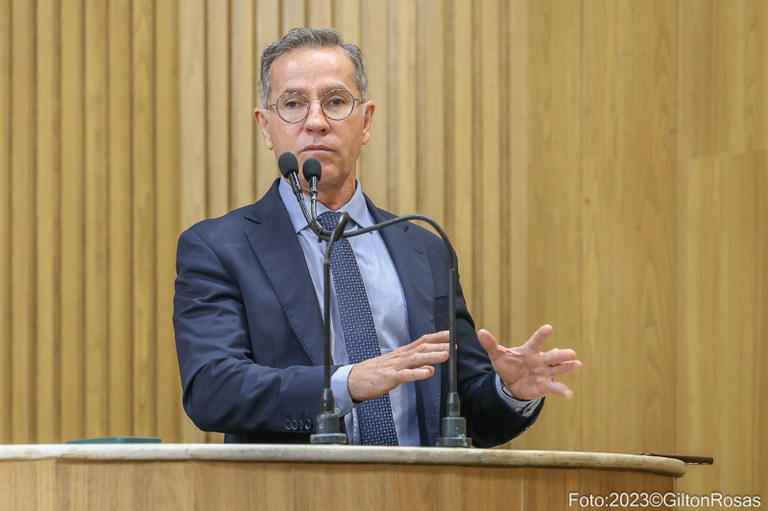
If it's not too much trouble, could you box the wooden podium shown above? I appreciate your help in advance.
[0,444,685,510]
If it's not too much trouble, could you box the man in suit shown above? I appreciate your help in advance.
[173,27,581,447]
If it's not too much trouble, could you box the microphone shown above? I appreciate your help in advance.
[277,152,328,240]
[277,151,302,193]
[302,158,323,228]
[281,153,470,447]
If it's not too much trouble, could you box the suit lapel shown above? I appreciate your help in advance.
[244,182,325,365]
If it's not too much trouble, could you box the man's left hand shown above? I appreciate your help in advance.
[477,324,582,401]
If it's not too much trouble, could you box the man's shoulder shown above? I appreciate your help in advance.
[181,179,283,243]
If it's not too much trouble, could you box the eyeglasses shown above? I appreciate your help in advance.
[268,88,362,124]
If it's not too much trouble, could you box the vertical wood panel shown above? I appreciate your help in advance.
[131,0,156,436]
[677,0,767,497]
[475,0,502,335]
[178,0,208,443]
[206,0,230,218]
[514,0,583,451]
[580,0,677,455]
[447,0,475,308]
[254,0,281,198]
[107,0,135,438]
[416,0,445,225]
[308,0,332,28]
[679,0,767,158]
[35,0,61,444]
[0,0,10,444]
[333,0,360,44]
[155,0,181,443]
[180,0,206,232]
[358,0,386,208]
[505,0,530,357]
[230,0,255,208]
[84,0,110,438]
[282,0,306,35]
[388,0,417,215]
[677,156,767,495]
[10,0,36,443]
[59,0,86,442]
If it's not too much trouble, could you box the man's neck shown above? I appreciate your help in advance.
[314,180,357,212]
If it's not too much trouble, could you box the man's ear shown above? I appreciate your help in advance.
[361,101,375,145]
[254,108,273,149]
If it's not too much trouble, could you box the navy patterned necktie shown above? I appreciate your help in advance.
[317,211,399,446]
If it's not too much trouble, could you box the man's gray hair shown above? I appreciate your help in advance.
[258,27,369,107]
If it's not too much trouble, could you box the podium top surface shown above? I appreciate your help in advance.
[0,444,686,477]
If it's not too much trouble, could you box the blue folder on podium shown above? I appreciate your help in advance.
[66,436,161,444]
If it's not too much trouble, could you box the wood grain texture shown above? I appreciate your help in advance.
[59,0,86,442]
[0,0,10,449]
[0,456,679,511]
[84,0,109,439]
[10,0,36,444]
[155,0,182,445]
[1,0,765,500]
[108,0,136,438]
[35,0,61,445]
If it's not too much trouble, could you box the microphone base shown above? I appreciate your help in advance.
[310,433,348,444]
[310,411,348,445]
[436,416,472,448]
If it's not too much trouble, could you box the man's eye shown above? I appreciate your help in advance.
[324,96,349,108]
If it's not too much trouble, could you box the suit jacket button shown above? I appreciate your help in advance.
[283,420,291,430]
[290,420,299,431]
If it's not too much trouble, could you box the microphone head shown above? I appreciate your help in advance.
[302,158,323,183]
[277,152,299,178]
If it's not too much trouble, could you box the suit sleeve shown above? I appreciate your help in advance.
[173,226,324,438]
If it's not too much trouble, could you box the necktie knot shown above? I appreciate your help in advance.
[317,211,343,231]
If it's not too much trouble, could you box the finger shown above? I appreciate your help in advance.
[548,380,574,399]
[398,349,450,369]
[541,347,578,365]
[395,365,436,383]
[405,331,449,350]
[548,360,583,376]
[477,329,504,357]
[524,324,553,352]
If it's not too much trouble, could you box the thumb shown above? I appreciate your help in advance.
[477,329,503,357]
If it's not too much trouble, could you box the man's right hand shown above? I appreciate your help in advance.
[347,331,450,402]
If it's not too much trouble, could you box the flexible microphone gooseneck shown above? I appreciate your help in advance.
[279,151,471,447]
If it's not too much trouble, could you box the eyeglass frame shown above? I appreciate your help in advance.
[266,88,364,124]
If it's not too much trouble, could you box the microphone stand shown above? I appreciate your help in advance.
[285,153,471,447]
[310,212,350,444]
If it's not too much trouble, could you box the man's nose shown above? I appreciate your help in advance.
[304,100,329,132]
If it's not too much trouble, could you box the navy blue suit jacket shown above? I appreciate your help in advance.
[173,179,541,447]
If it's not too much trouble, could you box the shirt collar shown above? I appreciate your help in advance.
[277,177,374,235]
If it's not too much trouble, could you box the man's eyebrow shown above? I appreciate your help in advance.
[279,84,352,96]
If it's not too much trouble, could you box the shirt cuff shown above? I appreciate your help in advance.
[495,374,542,418]
[330,364,355,415]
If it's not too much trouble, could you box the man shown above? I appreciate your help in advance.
[173,28,581,447]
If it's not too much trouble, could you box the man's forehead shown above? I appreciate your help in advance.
[270,47,358,93]
[272,46,352,71]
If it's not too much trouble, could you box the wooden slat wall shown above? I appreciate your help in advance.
[1,0,765,498]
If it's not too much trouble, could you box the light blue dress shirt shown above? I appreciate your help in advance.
[277,178,540,446]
